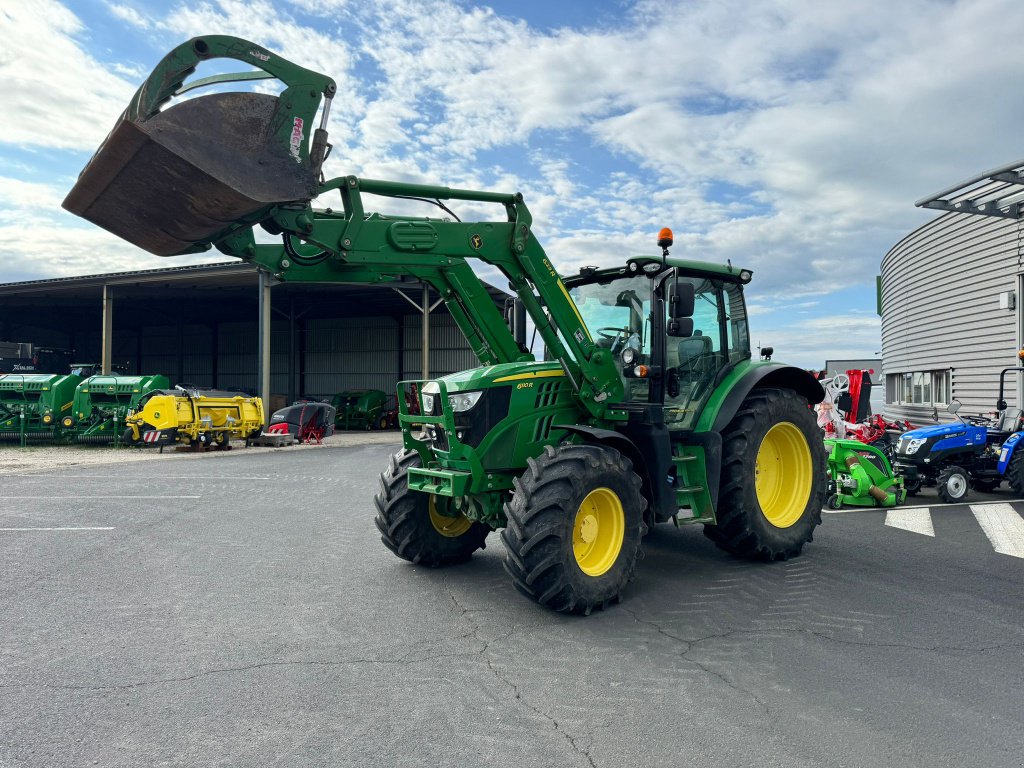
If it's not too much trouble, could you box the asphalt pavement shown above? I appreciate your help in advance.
[1,441,1021,767]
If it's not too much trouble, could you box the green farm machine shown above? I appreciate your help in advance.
[332,389,390,430]
[0,374,79,443]
[62,374,170,443]
[65,35,827,614]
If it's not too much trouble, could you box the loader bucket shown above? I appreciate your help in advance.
[63,91,319,256]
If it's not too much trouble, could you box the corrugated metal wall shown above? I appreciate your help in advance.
[14,306,483,402]
[880,211,1021,422]
[303,317,400,398]
[403,314,478,380]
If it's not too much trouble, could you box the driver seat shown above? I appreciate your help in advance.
[677,333,712,388]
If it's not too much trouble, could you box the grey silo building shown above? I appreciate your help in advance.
[880,158,1024,425]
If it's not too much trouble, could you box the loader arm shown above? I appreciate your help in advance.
[217,175,626,416]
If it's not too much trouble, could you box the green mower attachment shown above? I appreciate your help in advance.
[824,439,906,509]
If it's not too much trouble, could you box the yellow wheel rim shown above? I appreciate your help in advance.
[755,422,813,528]
[572,487,625,577]
[428,495,473,538]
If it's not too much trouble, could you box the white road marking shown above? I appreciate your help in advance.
[885,508,935,537]
[45,476,271,480]
[0,495,201,500]
[970,503,1024,559]
[0,527,115,532]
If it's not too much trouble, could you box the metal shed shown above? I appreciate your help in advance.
[0,262,513,414]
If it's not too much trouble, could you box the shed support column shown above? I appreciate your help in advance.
[101,284,113,375]
[422,283,430,379]
[258,270,272,425]
[392,284,443,382]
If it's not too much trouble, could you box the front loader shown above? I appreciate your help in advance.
[65,35,827,614]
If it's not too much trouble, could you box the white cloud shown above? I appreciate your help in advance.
[106,2,150,29]
[0,0,136,151]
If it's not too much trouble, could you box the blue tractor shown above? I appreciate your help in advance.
[893,364,1024,503]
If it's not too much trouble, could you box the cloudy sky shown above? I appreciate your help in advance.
[1,0,1022,368]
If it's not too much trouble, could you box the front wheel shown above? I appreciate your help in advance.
[704,387,827,561]
[501,444,647,615]
[936,465,969,504]
[1007,451,1024,497]
[903,476,921,496]
[374,449,490,566]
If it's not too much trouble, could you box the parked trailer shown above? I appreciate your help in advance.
[124,388,264,449]
[0,373,80,443]
[63,374,170,443]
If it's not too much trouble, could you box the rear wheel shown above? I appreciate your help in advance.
[936,465,969,503]
[704,388,826,560]
[374,449,490,566]
[501,444,646,615]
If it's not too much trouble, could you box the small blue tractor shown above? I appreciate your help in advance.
[893,363,1024,503]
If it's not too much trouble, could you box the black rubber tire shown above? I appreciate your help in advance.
[703,388,827,561]
[501,443,647,615]
[971,477,1001,493]
[378,416,389,430]
[903,477,921,496]
[827,493,842,510]
[1007,451,1024,497]
[213,432,230,450]
[936,465,969,504]
[374,449,489,566]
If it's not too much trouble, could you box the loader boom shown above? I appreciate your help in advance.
[220,176,627,416]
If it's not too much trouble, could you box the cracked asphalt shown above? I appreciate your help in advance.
[1,440,1022,767]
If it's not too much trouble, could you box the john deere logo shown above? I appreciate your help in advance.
[470,234,483,249]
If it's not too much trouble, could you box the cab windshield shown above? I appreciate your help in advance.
[569,275,652,402]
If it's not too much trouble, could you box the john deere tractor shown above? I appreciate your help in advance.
[64,35,827,614]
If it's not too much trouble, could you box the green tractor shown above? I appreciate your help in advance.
[64,35,827,614]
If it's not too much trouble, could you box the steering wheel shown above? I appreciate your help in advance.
[596,327,631,341]
[964,415,990,426]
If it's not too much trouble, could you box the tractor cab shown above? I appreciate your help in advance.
[564,254,752,430]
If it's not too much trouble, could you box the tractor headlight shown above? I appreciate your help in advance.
[621,347,637,366]
[448,391,483,413]
[902,437,926,455]
[421,382,439,414]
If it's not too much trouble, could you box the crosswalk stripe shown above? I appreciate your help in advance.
[884,508,935,537]
[969,503,1024,559]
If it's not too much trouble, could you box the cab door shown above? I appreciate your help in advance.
[663,279,729,430]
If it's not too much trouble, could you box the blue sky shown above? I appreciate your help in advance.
[2,0,1023,368]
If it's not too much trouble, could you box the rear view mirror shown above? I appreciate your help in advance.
[669,281,695,319]
[666,280,695,337]
[948,400,961,415]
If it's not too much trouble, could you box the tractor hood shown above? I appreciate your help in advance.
[895,421,987,458]
[435,361,566,392]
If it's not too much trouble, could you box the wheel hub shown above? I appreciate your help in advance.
[578,514,598,544]
[755,421,812,529]
[572,488,625,577]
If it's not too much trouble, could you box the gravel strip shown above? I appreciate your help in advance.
[0,431,402,475]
